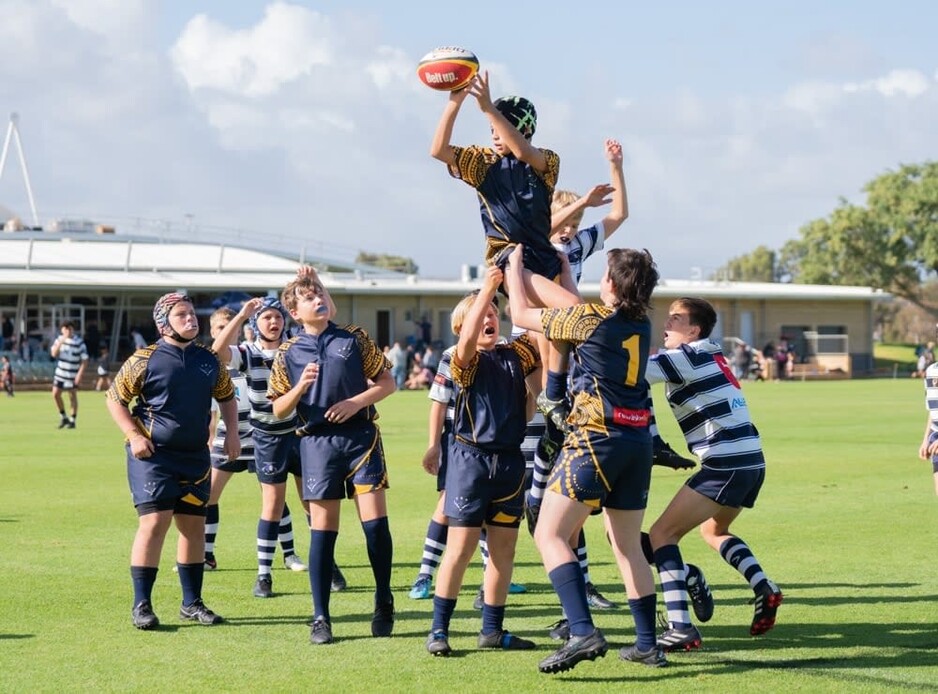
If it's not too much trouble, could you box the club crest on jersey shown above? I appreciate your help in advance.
[199,361,215,377]
[336,343,354,361]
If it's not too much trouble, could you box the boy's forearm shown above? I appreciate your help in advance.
[212,313,247,359]
[427,400,446,447]
[430,101,460,163]
[605,160,629,234]
[550,197,589,234]
[486,109,546,171]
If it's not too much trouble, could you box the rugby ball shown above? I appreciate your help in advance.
[416,47,479,91]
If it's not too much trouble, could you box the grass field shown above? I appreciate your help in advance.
[1,380,937,693]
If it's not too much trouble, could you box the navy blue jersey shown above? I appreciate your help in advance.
[541,304,651,435]
[449,145,562,279]
[108,340,234,452]
[267,323,390,432]
[450,333,539,450]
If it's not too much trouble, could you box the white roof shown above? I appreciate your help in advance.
[0,236,889,302]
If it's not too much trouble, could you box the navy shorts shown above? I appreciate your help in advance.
[253,429,302,484]
[687,465,765,508]
[53,378,76,390]
[547,429,652,511]
[211,453,254,473]
[126,446,211,513]
[436,432,453,493]
[443,439,525,528]
[299,422,388,500]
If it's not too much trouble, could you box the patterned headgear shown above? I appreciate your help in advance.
[494,96,537,139]
[249,297,289,339]
[153,292,191,335]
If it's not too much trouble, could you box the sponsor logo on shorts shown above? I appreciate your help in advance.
[612,407,650,427]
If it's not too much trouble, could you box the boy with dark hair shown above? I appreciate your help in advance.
[107,293,239,630]
[507,244,665,673]
[646,297,783,651]
[269,272,396,645]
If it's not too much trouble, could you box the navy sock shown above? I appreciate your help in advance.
[309,529,338,621]
[545,370,567,401]
[431,595,457,634]
[481,603,506,635]
[362,516,394,603]
[130,565,158,605]
[176,562,204,606]
[628,594,659,650]
[548,561,593,637]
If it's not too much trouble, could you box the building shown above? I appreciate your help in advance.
[0,230,887,374]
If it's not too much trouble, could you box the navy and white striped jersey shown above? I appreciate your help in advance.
[210,368,254,462]
[924,361,938,434]
[646,339,765,471]
[428,346,457,428]
[553,222,604,285]
[54,335,88,383]
[228,342,298,435]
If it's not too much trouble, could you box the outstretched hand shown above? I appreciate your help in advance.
[468,70,493,112]
[605,138,623,164]
[583,183,615,208]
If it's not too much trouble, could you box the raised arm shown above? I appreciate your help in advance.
[455,265,502,366]
[550,184,614,235]
[430,87,472,165]
[212,297,262,364]
[470,71,547,172]
[601,138,628,239]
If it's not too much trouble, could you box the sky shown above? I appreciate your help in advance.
[1,0,936,281]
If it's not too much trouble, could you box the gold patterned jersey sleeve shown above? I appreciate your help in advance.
[537,148,560,194]
[106,346,154,405]
[347,324,392,380]
[266,339,297,399]
[450,350,480,388]
[541,304,614,344]
[508,333,541,375]
[211,351,235,402]
[447,145,498,189]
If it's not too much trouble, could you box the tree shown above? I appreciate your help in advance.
[355,252,418,274]
[713,245,779,282]
[777,162,938,316]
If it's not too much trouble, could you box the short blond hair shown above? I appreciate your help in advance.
[209,306,235,328]
[551,189,580,215]
[450,291,498,336]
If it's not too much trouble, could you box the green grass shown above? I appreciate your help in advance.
[1,381,937,692]
[873,343,919,373]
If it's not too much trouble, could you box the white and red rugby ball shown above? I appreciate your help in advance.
[416,47,479,91]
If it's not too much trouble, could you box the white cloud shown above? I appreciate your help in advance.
[843,68,931,97]
[171,3,335,97]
